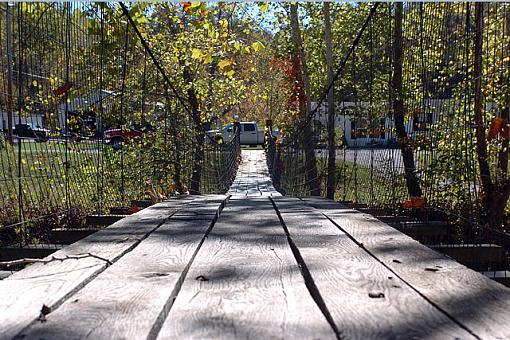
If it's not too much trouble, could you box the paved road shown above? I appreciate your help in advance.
[316,149,429,174]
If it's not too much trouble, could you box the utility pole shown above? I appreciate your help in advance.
[6,3,14,144]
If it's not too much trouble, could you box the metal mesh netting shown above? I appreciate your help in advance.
[268,3,510,227]
[266,3,510,277]
[0,3,240,251]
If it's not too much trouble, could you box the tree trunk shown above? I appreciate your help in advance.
[474,3,510,228]
[324,2,336,199]
[393,3,423,198]
[289,3,321,196]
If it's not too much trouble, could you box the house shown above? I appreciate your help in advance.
[311,99,497,148]
[1,89,115,136]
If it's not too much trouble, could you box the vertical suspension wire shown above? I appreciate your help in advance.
[118,20,129,205]
[388,2,397,208]
[140,47,147,198]
[369,15,375,206]
[97,3,105,215]
[351,48,358,203]
[464,3,476,220]
[64,2,71,217]
[16,3,23,226]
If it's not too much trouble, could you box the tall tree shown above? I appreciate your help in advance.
[393,2,423,198]
[474,3,510,228]
[289,3,320,196]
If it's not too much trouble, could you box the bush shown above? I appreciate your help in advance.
[0,132,5,150]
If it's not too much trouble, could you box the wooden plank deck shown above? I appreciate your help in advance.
[2,150,510,339]
[228,150,281,198]
[20,196,227,339]
[303,195,510,339]
[0,195,196,340]
[158,198,335,339]
[272,197,473,339]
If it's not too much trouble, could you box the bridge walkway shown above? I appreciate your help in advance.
[1,150,510,339]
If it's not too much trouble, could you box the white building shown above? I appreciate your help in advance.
[311,99,496,148]
[1,89,115,134]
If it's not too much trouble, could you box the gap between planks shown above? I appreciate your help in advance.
[301,196,510,339]
[16,196,229,340]
[0,196,197,340]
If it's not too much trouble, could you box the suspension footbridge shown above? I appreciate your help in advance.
[0,150,510,339]
[1,2,510,339]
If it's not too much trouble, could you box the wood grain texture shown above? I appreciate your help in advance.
[0,195,196,340]
[273,197,474,339]
[302,196,510,339]
[19,196,227,340]
[157,198,335,340]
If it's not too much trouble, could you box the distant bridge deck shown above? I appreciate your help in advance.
[2,150,510,339]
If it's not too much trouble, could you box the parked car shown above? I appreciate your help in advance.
[104,123,153,150]
[13,123,49,142]
[207,122,279,146]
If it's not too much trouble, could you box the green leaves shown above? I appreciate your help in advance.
[191,49,202,59]
[259,2,269,13]
[218,60,235,77]
[251,41,265,52]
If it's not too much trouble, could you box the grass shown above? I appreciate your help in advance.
[0,138,233,234]
[333,160,407,207]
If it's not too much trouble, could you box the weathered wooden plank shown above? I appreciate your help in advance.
[0,270,14,280]
[0,244,63,262]
[302,196,510,339]
[19,196,227,340]
[157,198,335,340]
[273,197,474,339]
[228,149,281,198]
[0,195,196,340]
[49,228,99,245]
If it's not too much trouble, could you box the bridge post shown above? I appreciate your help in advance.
[233,121,240,143]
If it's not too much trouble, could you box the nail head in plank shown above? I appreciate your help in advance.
[19,196,226,340]
[0,196,196,340]
[273,197,474,339]
[302,196,510,339]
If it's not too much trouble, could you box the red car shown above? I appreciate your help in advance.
[104,124,152,150]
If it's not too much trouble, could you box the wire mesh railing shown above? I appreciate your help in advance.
[266,2,510,278]
[0,3,240,258]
